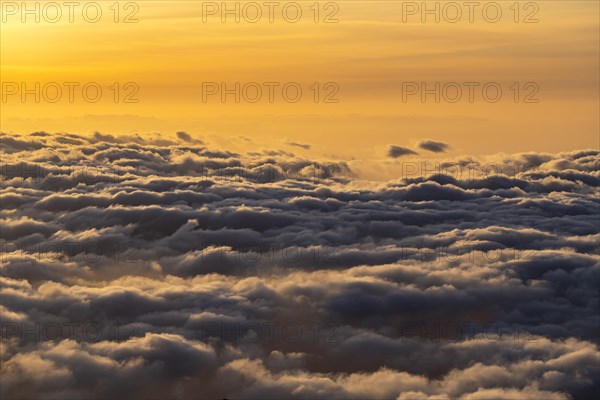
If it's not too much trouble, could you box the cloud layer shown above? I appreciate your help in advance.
[1,132,599,399]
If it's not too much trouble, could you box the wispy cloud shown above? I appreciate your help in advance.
[417,139,451,153]
[388,145,418,158]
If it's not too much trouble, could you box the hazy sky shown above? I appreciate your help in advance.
[1,4,599,398]
[1,1,599,157]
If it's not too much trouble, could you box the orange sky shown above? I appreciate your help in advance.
[1,0,598,158]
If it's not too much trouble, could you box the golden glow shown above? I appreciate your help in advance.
[1,1,598,157]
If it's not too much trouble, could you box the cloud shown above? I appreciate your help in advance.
[418,140,451,153]
[176,131,193,142]
[176,131,203,145]
[388,145,418,158]
[0,132,598,399]
[285,140,312,150]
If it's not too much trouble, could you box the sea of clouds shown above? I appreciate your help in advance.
[1,132,599,399]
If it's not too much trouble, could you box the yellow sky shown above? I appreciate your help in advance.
[1,1,598,158]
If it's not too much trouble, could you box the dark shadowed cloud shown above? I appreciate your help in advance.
[176,131,193,142]
[388,145,418,158]
[176,131,203,144]
[417,139,451,153]
[285,140,312,150]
